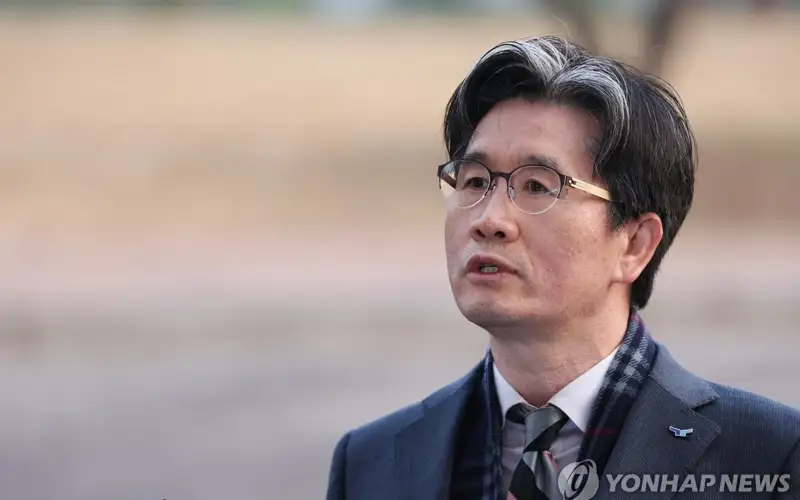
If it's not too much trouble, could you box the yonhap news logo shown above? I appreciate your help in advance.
[558,459,599,500]
[554,461,791,499]
[606,473,791,494]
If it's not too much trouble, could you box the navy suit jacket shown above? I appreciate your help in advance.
[325,345,800,499]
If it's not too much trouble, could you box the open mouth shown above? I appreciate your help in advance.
[478,264,500,274]
[466,255,514,276]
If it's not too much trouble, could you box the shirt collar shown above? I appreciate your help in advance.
[493,345,620,432]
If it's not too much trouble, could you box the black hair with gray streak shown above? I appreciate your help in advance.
[443,35,697,310]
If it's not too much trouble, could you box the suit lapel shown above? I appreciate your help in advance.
[394,361,483,500]
[595,346,721,500]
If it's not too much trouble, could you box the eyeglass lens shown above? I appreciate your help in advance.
[439,160,561,214]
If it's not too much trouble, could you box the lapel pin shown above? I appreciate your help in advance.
[668,426,694,438]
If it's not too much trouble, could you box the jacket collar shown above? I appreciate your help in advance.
[594,345,721,500]
[392,344,721,500]
[394,360,483,500]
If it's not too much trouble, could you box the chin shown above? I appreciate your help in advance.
[455,296,527,329]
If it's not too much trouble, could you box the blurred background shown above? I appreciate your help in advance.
[0,0,798,498]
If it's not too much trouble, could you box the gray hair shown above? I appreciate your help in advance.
[472,37,629,158]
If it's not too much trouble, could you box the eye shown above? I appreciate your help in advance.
[513,166,560,197]
[453,161,490,191]
[465,177,490,190]
[524,180,550,194]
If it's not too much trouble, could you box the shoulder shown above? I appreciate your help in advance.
[332,361,483,459]
[651,344,800,430]
[649,344,800,461]
[705,381,800,438]
[325,366,483,499]
[702,382,800,480]
[709,382,800,419]
[327,398,424,486]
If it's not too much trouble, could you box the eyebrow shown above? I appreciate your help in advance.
[461,150,562,172]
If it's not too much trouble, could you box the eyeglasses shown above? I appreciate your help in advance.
[437,159,613,215]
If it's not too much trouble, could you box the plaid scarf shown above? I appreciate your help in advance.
[448,310,658,500]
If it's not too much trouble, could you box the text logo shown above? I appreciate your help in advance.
[558,459,600,500]
[606,473,791,494]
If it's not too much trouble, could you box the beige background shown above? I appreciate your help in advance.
[0,7,798,499]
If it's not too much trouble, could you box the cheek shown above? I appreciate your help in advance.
[444,212,466,271]
[528,213,606,280]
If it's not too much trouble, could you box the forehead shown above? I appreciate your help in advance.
[465,99,600,175]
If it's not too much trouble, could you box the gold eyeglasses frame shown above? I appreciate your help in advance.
[437,159,613,215]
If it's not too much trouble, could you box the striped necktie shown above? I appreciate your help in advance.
[506,403,570,500]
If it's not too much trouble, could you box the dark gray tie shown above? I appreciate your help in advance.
[506,403,570,500]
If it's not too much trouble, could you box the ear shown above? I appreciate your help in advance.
[614,213,663,285]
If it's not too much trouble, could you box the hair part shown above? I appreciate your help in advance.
[443,35,697,310]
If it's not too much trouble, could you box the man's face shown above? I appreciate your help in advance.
[444,98,623,329]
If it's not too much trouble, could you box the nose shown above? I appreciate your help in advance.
[469,178,520,243]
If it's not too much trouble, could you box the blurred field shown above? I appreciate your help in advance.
[1,8,799,244]
[0,8,799,500]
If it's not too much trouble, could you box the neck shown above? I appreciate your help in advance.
[488,305,629,407]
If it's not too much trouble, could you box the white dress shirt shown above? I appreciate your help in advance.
[493,346,620,493]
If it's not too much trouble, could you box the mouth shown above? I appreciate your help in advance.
[465,254,516,277]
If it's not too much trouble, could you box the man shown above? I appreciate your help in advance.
[325,36,800,499]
